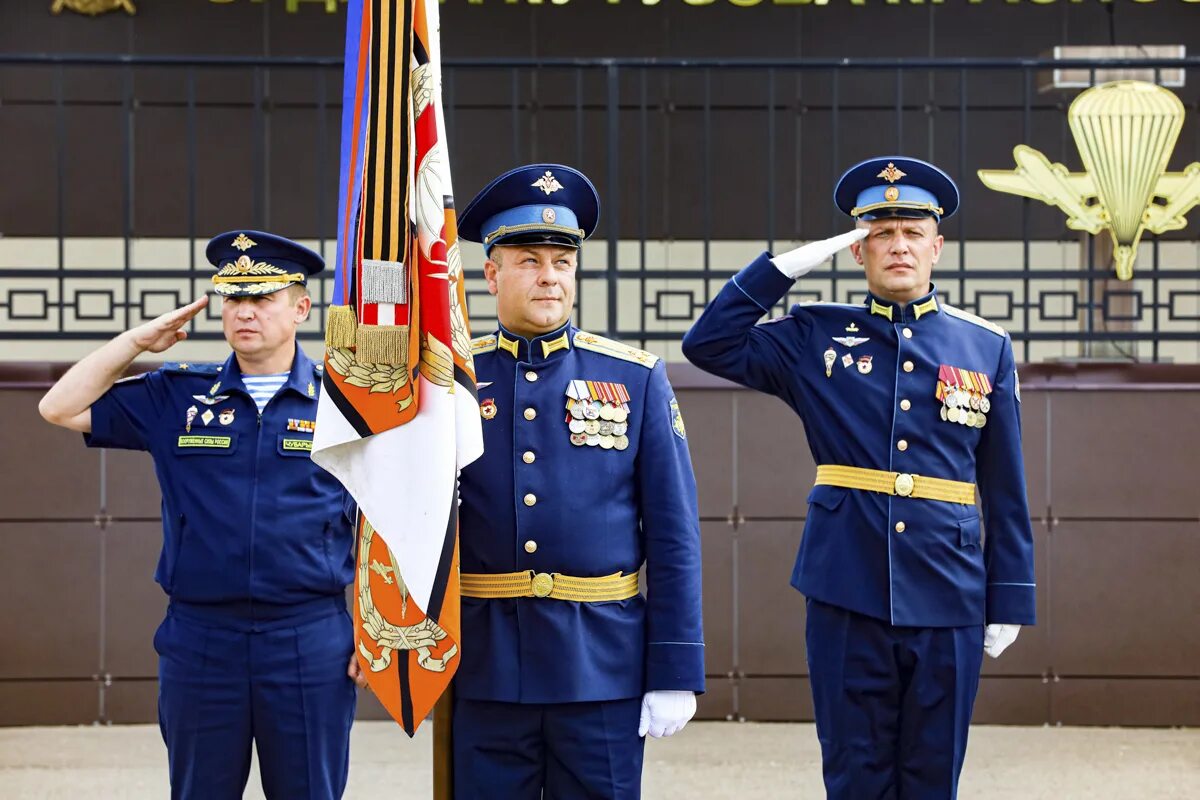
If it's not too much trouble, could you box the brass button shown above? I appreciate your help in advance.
[523,493,537,507]
[897,439,909,452]
[522,451,535,464]
[902,327,913,339]
[895,521,906,533]
[523,407,537,421]
[531,572,554,597]
[524,540,538,554]
[525,371,538,382]
[899,399,911,411]
[903,360,914,373]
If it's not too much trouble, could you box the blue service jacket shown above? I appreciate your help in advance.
[682,254,1036,628]
[85,344,355,624]
[457,323,705,703]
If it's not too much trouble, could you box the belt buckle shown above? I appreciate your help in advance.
[531,572,555,598]
[894,473,915,497]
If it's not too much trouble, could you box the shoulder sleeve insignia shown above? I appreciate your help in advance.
[471,335,498,354]
[670,396,687,440]
[942,304,1006,337]
[572,331,659,369]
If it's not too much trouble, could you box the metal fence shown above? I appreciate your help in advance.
[1,54,1199,362]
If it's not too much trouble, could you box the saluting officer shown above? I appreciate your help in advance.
[39,232,358,800]
[683,157,1036,799]
[452,164,705,800]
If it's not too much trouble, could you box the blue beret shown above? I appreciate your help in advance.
[458,164,600,253]
[834,156,959,222]
[206,230,324,297]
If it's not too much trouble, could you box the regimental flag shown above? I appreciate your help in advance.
[312,0,484,736]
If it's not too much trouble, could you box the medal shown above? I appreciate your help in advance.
[599,421,615,436]
[614,435,629,451]
[586,434,601,447]
[948,407,961,423]
[600,435,615,450]
[570,432,587,446]
[613,422,628,436]
[824,348,837,378]
[969,393,981,411]
[612,407,629,424]
[570,402,585,420]
[856,355,873,375]
[976,413,988,429]
[940,405,948,422]
[599,403,615,421]
[569,418,586,434]
[965,410,977,426]
[584,419,600,435]
[979,396,991,414]
[584,401,601,420]
[945,392,958,409]
[480,399,497,420]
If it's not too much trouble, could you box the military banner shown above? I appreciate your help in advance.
[312,0,483,736]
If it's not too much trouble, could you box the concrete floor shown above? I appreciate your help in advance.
[1,721,1197,799]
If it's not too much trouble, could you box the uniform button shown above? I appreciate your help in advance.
[902,327,913,339]
[524,407,537,421]
[903,360,914,373]
[525,371,538,382]
[897,439,909,452]
[899,399,911,411]
[524,493,537,507]
[895,521,906,533]
[524,540,538,554]
[522,451,536,464]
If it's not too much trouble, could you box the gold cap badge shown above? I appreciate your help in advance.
[877,162,907,183]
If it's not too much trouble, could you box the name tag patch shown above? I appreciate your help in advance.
[282,438,313,452]
[177,435,233,449]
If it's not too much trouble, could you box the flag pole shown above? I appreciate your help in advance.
[432,685,453,799]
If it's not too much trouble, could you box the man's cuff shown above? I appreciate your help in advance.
[986,583,1037,625]
[646,642,706,693]
[731,252,795,314]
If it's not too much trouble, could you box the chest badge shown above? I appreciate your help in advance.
[200,409,215,427]
[192,393,231,406]
[565,380,630,449]
[287,418,316,433]
[823,347,837,378]
[479,398,497,420]
[856,355,873,375]
[833,336,870,348]
[185,405,198,433]
[218,408,235,426]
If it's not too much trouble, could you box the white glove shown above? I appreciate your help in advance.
[771,228,868,280]
[638,690,697,738]
[984,623,1021,658]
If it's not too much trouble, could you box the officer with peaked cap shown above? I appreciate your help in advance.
[40,231,359,799]
[453,164,705,799]
[683,156,1036,798]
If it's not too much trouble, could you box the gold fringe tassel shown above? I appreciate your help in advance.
[356,324,409,366]
[325,304,359,349]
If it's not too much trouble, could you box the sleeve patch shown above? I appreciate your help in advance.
[670,396,687,440]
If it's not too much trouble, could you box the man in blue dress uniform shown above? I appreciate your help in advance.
[39,231,358,799]
[452,164,705,799]
[683,157,1036,798]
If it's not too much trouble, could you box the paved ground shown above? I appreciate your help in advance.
[1,721,1197,798]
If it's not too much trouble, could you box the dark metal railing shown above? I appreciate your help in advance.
[2,54,1199,362]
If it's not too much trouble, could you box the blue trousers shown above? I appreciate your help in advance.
[154,606,357,800]
[806,599,984,800]
[453,696,645,800]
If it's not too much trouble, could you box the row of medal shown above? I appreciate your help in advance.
[565,379,630,450]
[936,365,992,429]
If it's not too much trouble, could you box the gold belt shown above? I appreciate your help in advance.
[460,570,640,602]
[815,465,976,506]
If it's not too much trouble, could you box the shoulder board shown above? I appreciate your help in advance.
[471,334,498,354]
[942,304,1006,337]
[572,331,659,369]
[793,301,863,309]
[163,362,219,375]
